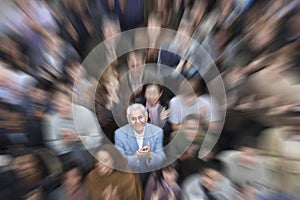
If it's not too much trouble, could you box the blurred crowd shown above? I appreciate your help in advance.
[0,0,300,199]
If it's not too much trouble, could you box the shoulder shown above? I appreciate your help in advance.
[46,113,60,125]
[73,104,93,115]
[145,123,163,134]
[115,124,132,134]
[183,174,201,186]
[169,96,180,105]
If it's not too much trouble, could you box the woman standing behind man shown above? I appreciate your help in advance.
[143,83,172,146]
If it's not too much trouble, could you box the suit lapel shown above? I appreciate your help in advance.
[127,127,139,153]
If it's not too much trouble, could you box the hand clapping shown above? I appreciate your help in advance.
[136,142,152,159]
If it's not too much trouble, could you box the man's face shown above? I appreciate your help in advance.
[128,108,147,133]
[182,119,201,142]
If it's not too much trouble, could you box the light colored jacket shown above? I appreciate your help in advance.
[115,123,166,172]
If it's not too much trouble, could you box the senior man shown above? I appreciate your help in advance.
[114,103,166,173]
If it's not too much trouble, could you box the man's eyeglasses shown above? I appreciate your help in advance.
[129,115,145,122]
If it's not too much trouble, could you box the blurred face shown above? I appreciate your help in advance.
[103,22,120,40]
[14,154,39,180]
[55,93,72,118]
[33,88,46,103]
[162,168,178,185]
[96,150,114,176]
[128,53,145,79]
[201,168,223,192]
[67,61,82,82]
[105,77,119,95]
[182,119,200,141]
[64,168,82,191]
[145,85,162,106]
[181,94,197,106]
[128,108,147,134]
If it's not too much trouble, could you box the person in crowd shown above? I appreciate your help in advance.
[182,158,239,200]
[23,84,48,147]
[115,51,159,126]
[168,78,213,131]
[43,90,103,172]
[145,163,182,200]
[86,143,143,200]
[115,103,165,172]
[167,114,204,162]
[95,66,121,143]
[143,83,169,129]
[3,149,60,199]
[48,161,88,200]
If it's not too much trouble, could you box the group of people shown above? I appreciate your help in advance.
[1,0,300,199]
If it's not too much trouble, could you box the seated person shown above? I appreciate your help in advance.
[114,103,166,172]
[182,158,239,200]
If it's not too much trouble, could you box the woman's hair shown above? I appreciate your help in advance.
[96,144,129,171]
[145,83,163,94]
[97,66,120,94]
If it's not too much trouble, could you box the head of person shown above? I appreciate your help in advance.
[161,163,179,185]
[64,58,83,84]
[128,51,145,78]
[189,0,208,27]
[12,149,48,184]
[54,90,72,118]
[178,78,202,105]
[182,114,202,142]
[96,144,129,175]
[63,161,83,192]
[127,103,148,134]
[101,14,121,41]
[235,136,260,168]
[144,83,163,106]
[147,12,162,43]
[98,66,120,95]
[177,18,194,38]
[201,159,224,192]
[31,84,47,104]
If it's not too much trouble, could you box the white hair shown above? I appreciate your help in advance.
[126,103,147,118]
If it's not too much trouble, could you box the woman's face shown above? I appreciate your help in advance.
[96,150,114,176]
[145,85,162,106]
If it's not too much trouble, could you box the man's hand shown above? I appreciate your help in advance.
[136,142,152,159]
